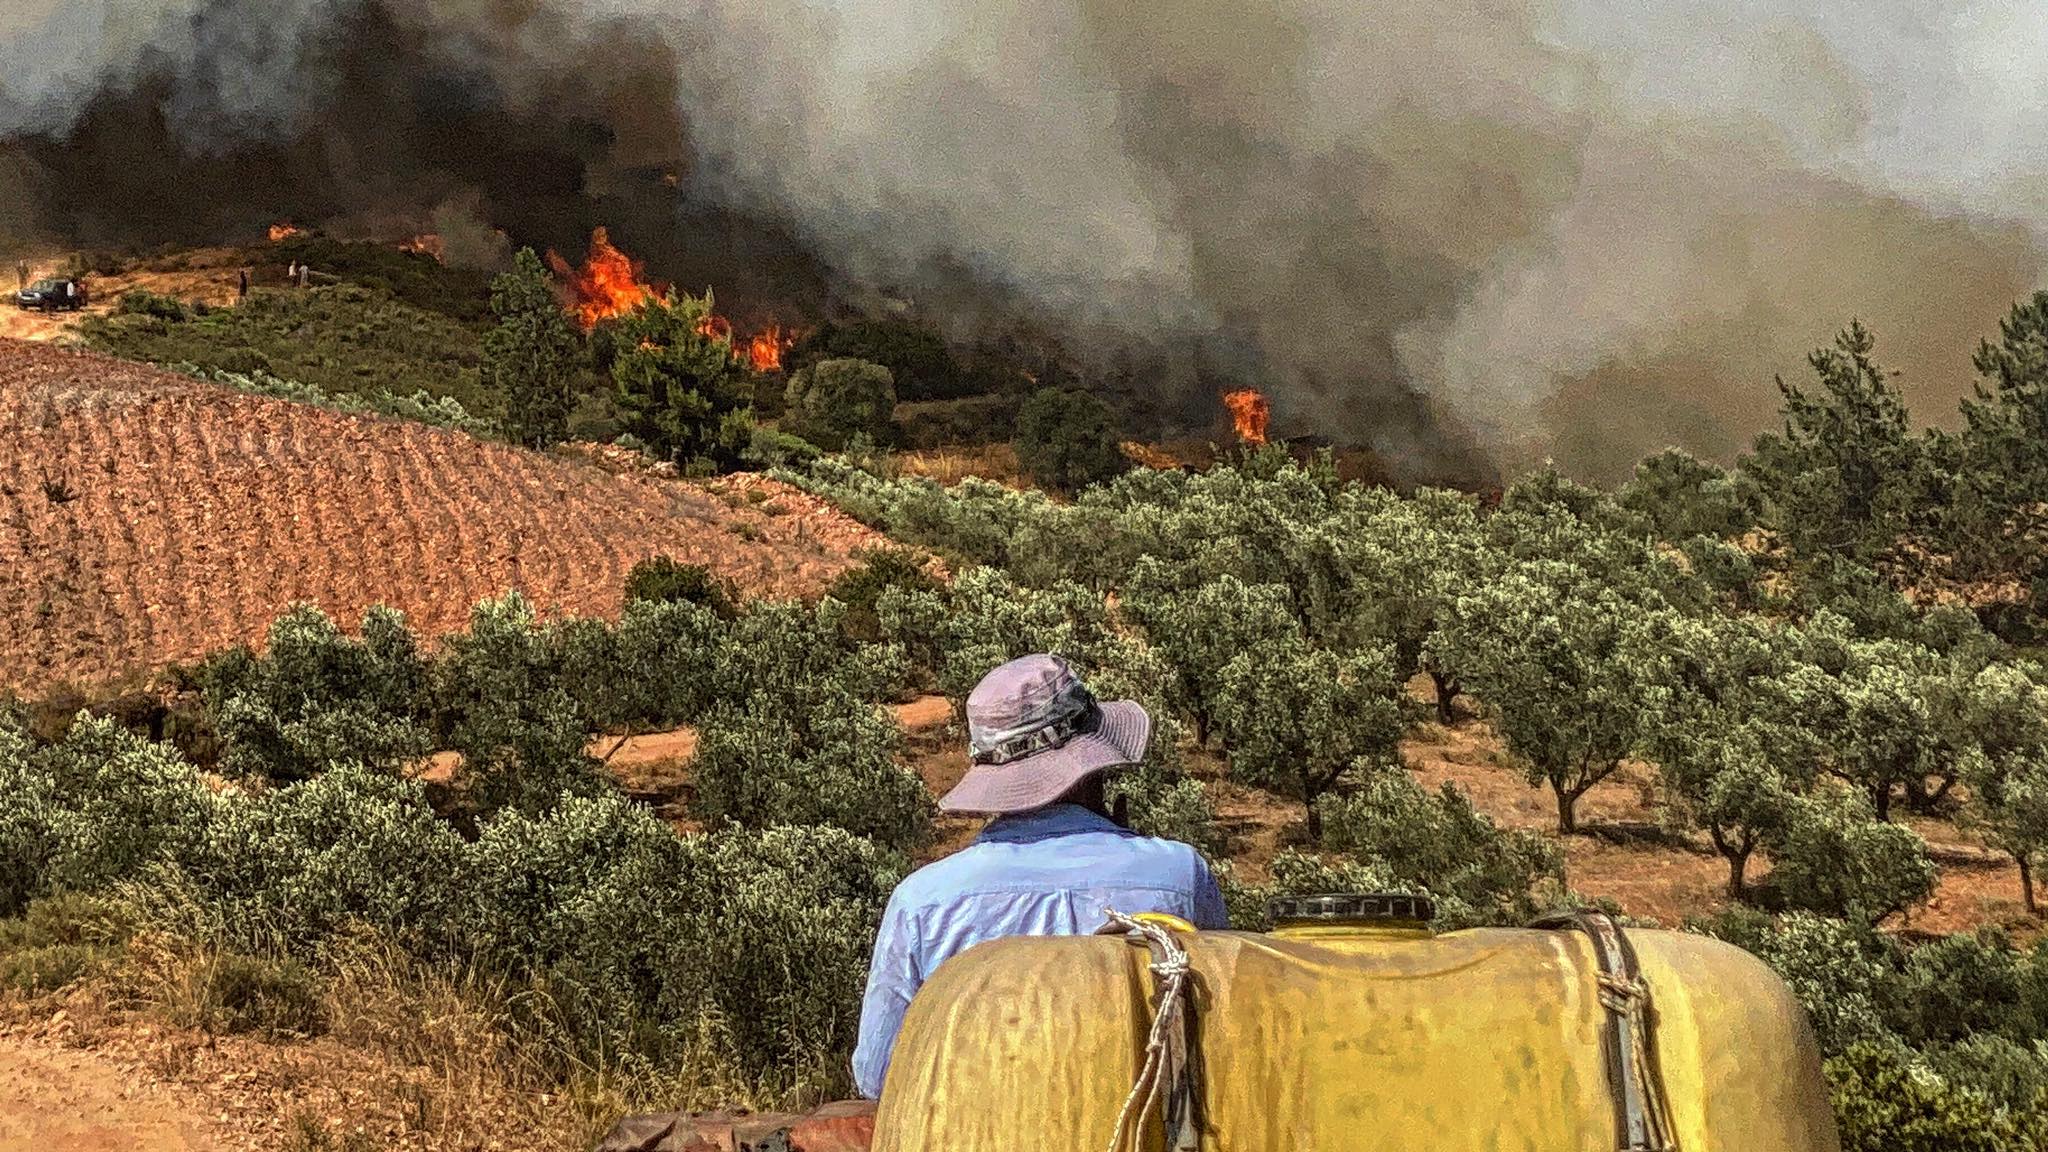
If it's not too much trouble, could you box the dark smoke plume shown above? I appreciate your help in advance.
[5,0,2045,482]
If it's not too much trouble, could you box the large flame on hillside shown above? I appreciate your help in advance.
[268,223,301,243]
[548,227,801,370]
[1223,389,1270,445]
[548,227,656,331]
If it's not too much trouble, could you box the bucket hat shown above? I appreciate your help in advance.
[939,654,1152,814]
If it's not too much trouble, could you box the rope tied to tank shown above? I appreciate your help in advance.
[1100,909,1199,1152]
[1534,910,1677,1152]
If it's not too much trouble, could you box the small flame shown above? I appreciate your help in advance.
[268,223,301,243]
[401,234,445,262]
[745,324,796,372]
[547,227,657,331]
[1222,389,1270,445]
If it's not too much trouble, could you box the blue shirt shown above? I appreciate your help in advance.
[851,804,1227,1098]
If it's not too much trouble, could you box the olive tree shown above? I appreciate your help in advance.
[1638,612,1808,897]
[1435,566,1656,834]
[691,686,932,852]
[1315,760,1561,924]
[1767,632,1957,822]
[1960,663,2048,912]
[1213,632,1404,838]
[434,594,608,817]
[1769,787,1937,923]
[203,605,433,782]
[1121,563,1298,745]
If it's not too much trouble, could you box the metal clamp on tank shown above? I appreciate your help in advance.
[1267,892,1435,928]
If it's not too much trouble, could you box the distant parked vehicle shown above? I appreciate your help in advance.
[16,278,87,312]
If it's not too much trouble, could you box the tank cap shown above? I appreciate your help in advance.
[1268,892,1435,926]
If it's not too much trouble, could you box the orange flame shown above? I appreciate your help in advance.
[401,234,445,262]
[745,324,797,372]
[547,227,657,331]
[1222,389,1270,445]
[268,223,301,243]
[543,227,801,367]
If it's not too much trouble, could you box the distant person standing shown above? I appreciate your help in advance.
[238,268,249,299]
[14,260,26,291]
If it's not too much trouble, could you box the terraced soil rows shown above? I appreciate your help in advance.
[0,340,882,692]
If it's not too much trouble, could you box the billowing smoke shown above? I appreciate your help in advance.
[5,0,2046,482]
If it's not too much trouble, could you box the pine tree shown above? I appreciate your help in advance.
[482,249,582,448]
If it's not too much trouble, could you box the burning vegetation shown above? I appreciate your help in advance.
[549,227,657,332]
[267,223,302,243]
[548,227,798,371]
[401,233,447,262]
[1223,389,1271,445]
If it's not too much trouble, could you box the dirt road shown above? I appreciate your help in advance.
[0,1034,221,1152]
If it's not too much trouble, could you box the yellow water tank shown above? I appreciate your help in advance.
[871,902,1839,1152]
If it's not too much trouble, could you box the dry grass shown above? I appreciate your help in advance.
[889,443,1025,486]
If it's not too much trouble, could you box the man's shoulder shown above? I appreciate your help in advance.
[890,829,1207,909]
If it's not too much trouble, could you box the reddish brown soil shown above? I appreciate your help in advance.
[0,340,891,692]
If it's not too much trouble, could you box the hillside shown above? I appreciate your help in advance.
[0,340,880,691]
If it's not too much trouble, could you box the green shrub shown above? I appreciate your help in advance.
[181,766,467,954]
[0,716,214,916]
[1013,387,1125,493]
[86,284,489,410]
[825,548,939,648]
[691,688,931,852]
[1110,754,1222,858]
[192,952,327,1037]
[0,943,105,995]
[1767,788,1937,921]
[1827,1042,2048,1152]
[203,605,433,782]
[119,289,190,321]
[783,358,897,451]
[1696,910,1903,1053]
[1315,763,1562,925]
[1222,850,1399,932]
[892,395,1021,448]
[1925,1035,2048,1116]
[787,319,969,402]
[624,556,740,619]
[462,794,900,1090]
[1895,929,2029,1047]
[0,893,135,996]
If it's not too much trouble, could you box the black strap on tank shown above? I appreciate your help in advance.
[1531,910,1676,1152]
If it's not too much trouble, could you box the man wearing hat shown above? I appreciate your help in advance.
[851,654,1227,1099]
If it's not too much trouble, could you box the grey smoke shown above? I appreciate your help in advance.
[5,0,2046,481]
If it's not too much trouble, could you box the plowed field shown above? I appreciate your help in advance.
[0,340,882,691]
